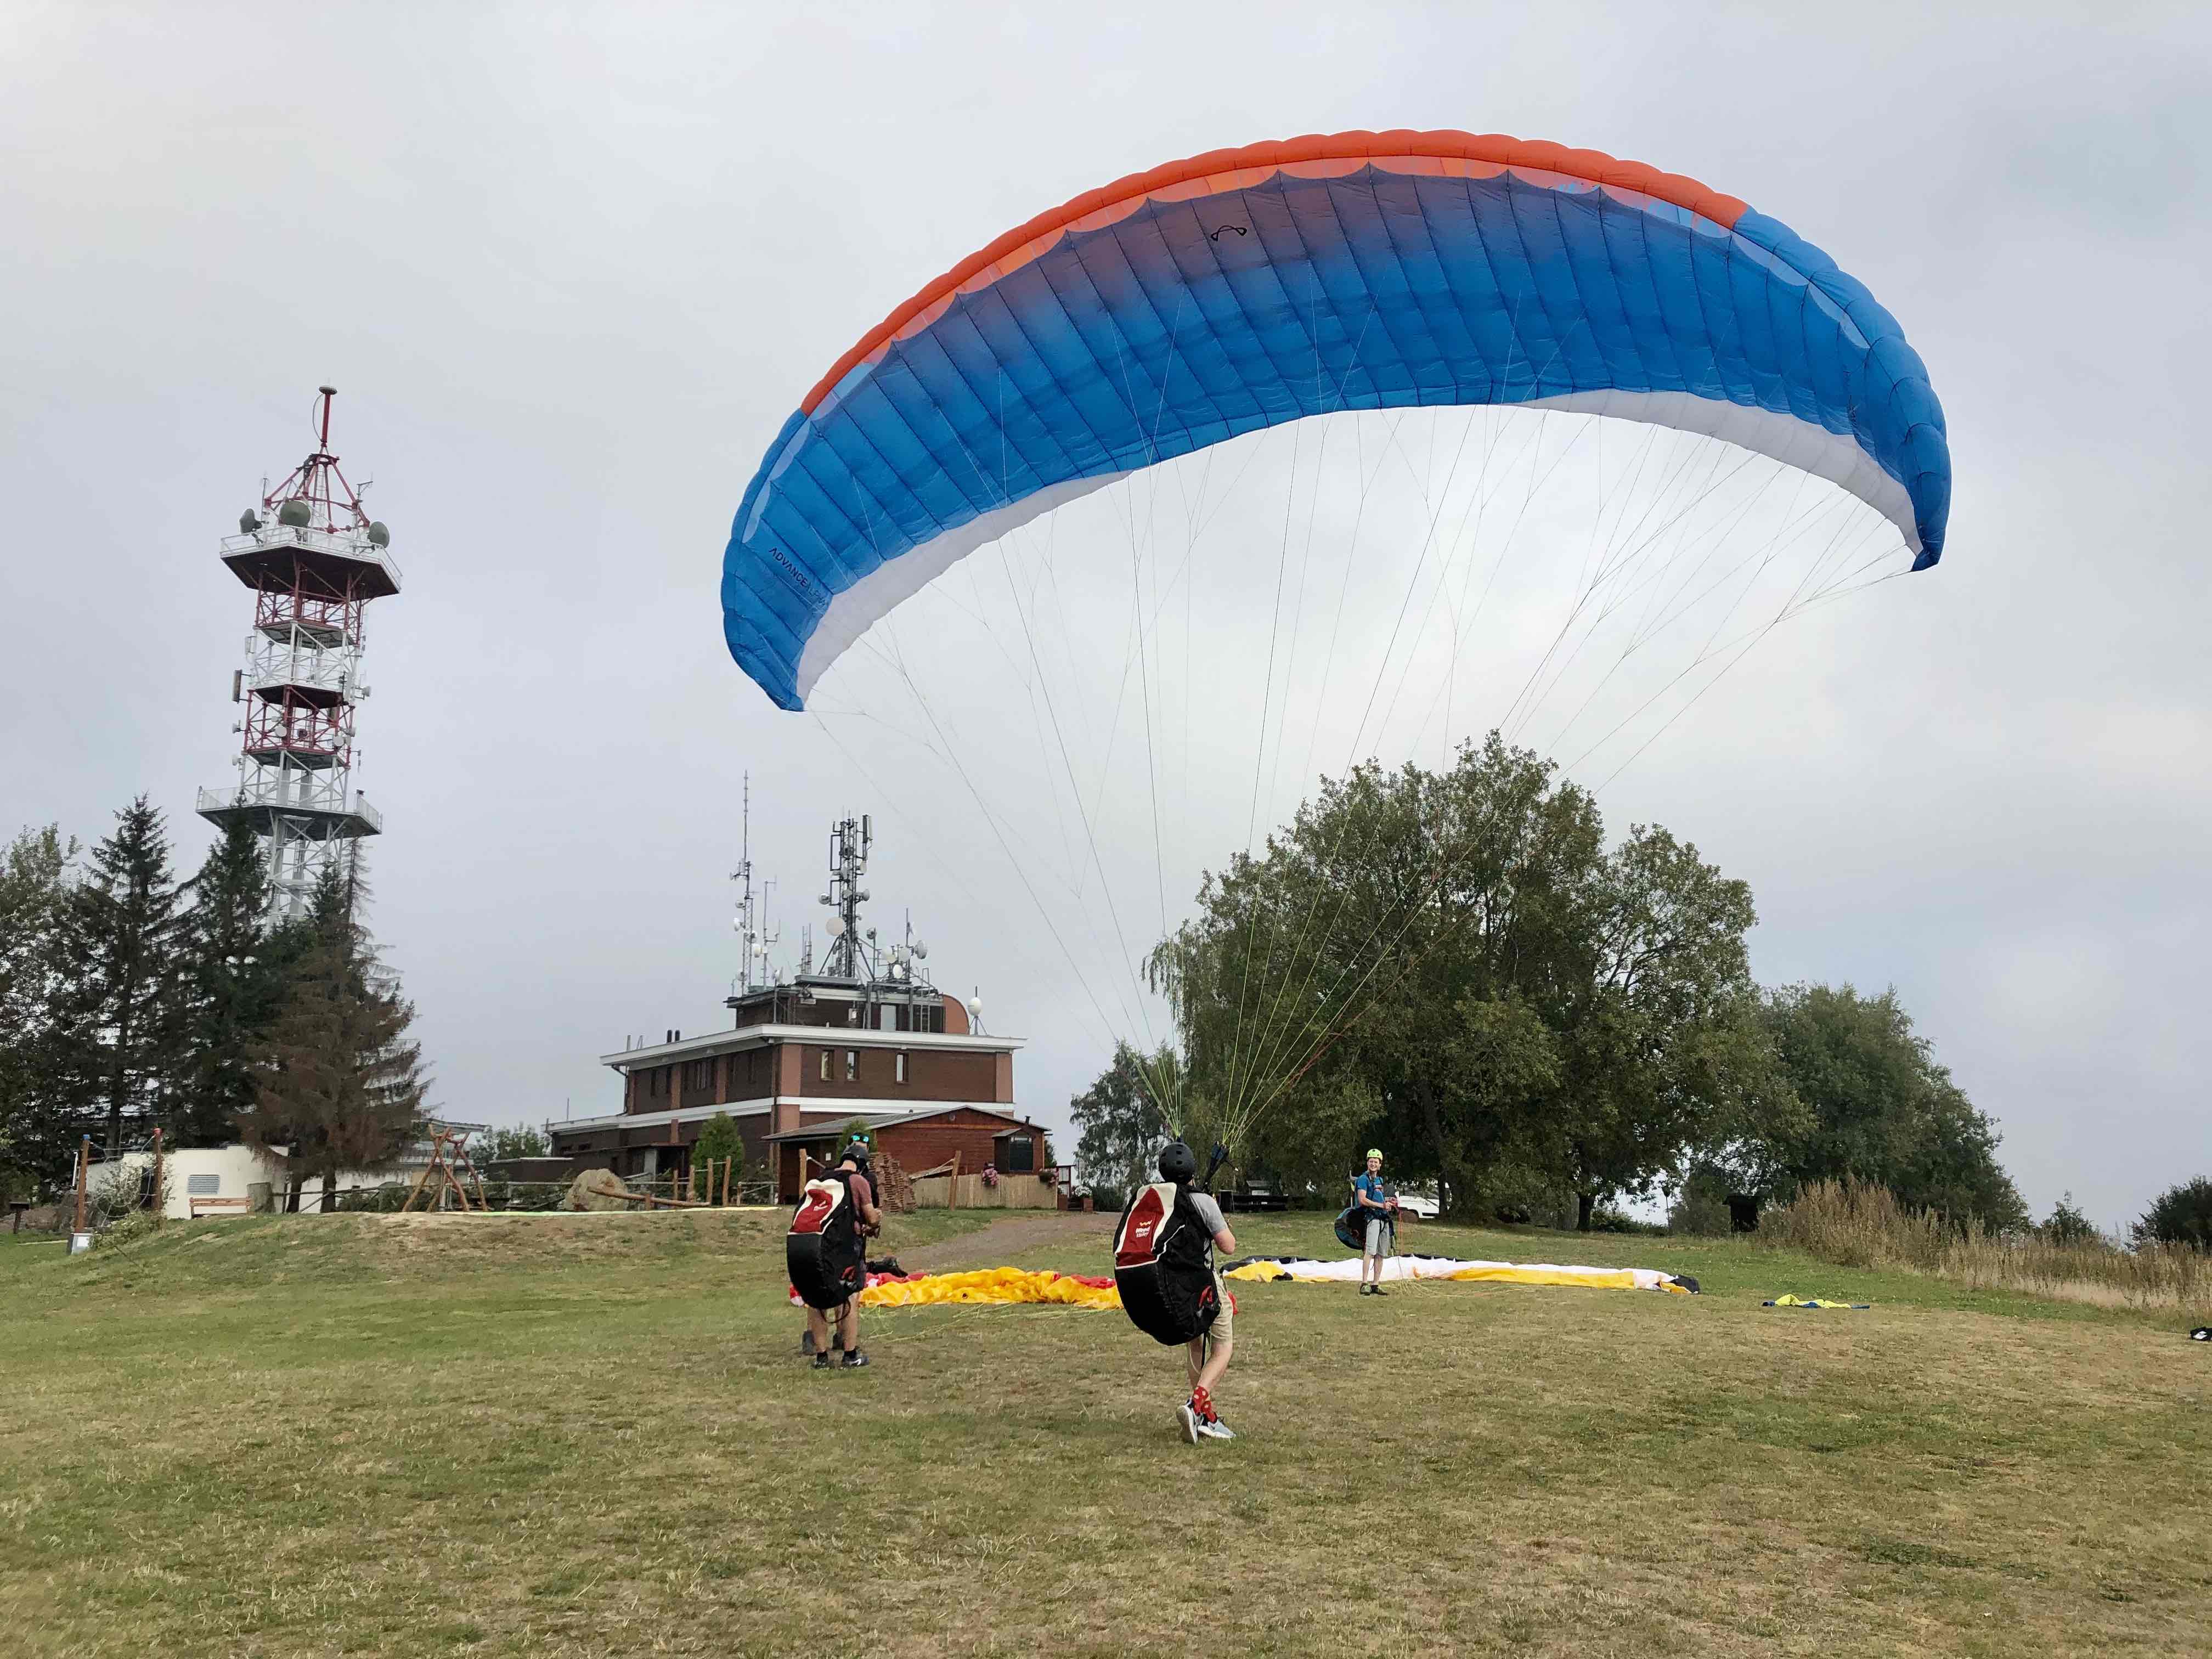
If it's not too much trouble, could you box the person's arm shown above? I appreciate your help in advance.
[1212,1224,1237,1255]
[855,1174,882,1231]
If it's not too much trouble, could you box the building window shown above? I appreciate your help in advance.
[895,1052,908,1085]
[818,1049,831,1082]
[1002,1136,1036,1174]
[844,1049,858,1082]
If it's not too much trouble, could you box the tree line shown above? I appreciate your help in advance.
[1,799,428,1208]
[1075,733,2037,1233]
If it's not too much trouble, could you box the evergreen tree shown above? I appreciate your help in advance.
[59,798,187,1157]
[238,868,428,1208]
[172,820,279,1147]
[0,825,80,1197]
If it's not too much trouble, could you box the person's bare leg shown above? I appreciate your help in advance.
[1185,1335,1205,1394]
[1195,1335,1232,1395]
[837,1299,860,1354]
[806,1306,830,1353]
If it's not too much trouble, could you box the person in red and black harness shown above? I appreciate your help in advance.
[1156,1142,1239,1443]
[806,1139,882,1370]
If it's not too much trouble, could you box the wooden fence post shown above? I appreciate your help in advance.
[150,1127,164,1219]
[74,1136,89,1233]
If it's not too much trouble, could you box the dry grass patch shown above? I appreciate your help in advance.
[1759,1180,2212,1323]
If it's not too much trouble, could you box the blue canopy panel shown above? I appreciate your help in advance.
[723,136,1948,710]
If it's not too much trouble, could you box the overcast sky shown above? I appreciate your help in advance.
[5,4,2207,1231]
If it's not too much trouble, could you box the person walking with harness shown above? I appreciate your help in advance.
[1355,1149,1396,1296]
[806,1139,882,1369]
[1158,1142,1240,1443]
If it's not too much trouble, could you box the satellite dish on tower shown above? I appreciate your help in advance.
[825,916,846,937]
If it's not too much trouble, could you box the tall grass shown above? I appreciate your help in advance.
[1759,1180,2211,1322]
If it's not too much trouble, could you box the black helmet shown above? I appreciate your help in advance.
[1157,1141,1197,1183]
[842,1139,872,1167]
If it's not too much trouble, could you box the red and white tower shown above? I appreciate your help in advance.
[197,387,398,918]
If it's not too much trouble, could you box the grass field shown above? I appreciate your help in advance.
[3,1207,2207,1656]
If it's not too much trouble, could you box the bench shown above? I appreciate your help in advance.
[188,1197,253,1218]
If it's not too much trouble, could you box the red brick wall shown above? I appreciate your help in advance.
[794,1045,998,1102]
[877,1110,1035,1175]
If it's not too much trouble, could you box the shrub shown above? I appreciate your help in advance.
[1586,1205,1668,1237]
[692,1113,745,1204]
[2041,1192,2098,1246]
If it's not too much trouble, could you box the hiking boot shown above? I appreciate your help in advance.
[1196,1415,1237,1441]
[1369,1286,1388,1296]
[1177,1400,1201,1445]
[811,1350,832,1370]
[840,1348,869,1369]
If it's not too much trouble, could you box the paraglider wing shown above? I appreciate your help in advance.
[722,130,1949,711]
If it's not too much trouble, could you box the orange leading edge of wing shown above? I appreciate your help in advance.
[797,130,1753,417]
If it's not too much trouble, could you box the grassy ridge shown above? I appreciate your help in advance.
[3,1210,2207,1657]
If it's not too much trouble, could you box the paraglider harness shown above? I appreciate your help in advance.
[1113,1143,1229,1346]
[787,1157,876,1311]
[1335,1179,1398,1252]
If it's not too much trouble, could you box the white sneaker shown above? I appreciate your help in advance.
[1197,1415,1236,1441]
[1177,1401,1201,1444]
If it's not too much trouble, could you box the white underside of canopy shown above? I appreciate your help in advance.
[793,393,1915,707]
[1234,1255,1685,1291]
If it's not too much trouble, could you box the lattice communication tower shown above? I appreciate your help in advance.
[197,387,398,919]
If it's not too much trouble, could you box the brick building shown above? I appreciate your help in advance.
[548,978,1050,1199]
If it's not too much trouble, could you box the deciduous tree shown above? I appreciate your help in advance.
[1761,983,2026,1231]
[0,825,78,1196]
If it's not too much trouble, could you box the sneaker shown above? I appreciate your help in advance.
[840,1348,869,1369]
[1369,1286,1388,1297]
[811,1351,832,1370]
[1196,1415,1237,1441]
[1177,1401,1201,1445]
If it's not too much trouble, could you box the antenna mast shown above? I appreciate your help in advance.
[730,772,779,994]
[818,813,872,981]
[196,386,399,920]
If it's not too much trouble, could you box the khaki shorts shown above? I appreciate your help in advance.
[1206,1274,1234,1346]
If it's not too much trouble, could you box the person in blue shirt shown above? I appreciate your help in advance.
[1354,1149,1395,1296]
